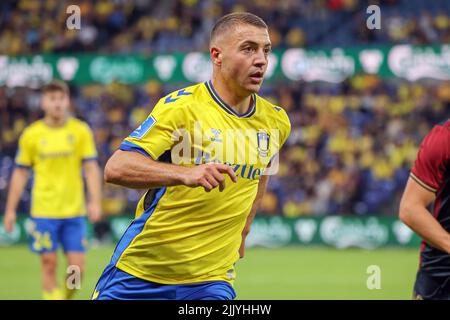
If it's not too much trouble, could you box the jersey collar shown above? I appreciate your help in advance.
[204,80,256,118]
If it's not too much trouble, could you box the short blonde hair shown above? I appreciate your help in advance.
[42,80,70,96]
[210,12,268,45]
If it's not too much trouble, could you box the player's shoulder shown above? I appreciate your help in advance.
[255,94,291,129]
[418,120,450,160]
[67,117,92,132]
[21,119,45,137]
[158,83,204,109]
[433,119,450,132]
[424,119,450,142]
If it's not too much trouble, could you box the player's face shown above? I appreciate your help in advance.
[41,90,70,120]
[219,25,271,95]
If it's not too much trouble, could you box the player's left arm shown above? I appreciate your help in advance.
[399,177,450,253]
[80,123,102,223]
[83,160,102,223]
[399,124,450,254]
[238,109,291,258]
[239,175,269,259]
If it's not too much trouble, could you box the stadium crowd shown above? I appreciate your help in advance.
[1,77,449,217]
[1,0,450,218]
[0,0,449,55]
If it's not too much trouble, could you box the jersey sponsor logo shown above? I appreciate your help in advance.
[130,115,156,139]
[193,149,264,180]
[231,163,263,180]
[38,151,74,159]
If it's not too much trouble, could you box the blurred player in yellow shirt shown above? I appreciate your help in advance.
[3,80,102,300]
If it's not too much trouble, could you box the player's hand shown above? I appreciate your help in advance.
[183,163,238,192]
[239,237,246,259]
[3,211,16,233]
[87,201,102,223]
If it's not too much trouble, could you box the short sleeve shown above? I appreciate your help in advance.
[79,123,98,161]
[280,109,291,148]
[411,124,450,193]
[273,107,291,154]
[268,107,291,167]
[15,129,34,168]
[120,98,187,160]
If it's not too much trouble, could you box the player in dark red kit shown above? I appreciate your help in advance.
[399,120,450,300]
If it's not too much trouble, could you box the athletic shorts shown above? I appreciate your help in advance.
[92,263,236,300]
[27,217,87,254]
[413,269,450,300]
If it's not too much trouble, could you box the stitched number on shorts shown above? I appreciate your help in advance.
[32,231,52,251]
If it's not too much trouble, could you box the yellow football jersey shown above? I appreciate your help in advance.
[112,81,291,285]
[15,117,97,218]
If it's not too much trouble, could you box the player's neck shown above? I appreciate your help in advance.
[210,78,253,115]
[43,115,68,128]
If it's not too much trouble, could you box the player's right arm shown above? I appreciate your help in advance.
[4,128,33,233]
[399,124,450,254]
[4,167,30,232]
[104,96,236,191]
[105,150,236,191]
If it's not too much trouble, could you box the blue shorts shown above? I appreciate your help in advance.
[27,217,87,254]
[92,263,237,300]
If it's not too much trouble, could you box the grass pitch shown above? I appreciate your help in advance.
[0,245,418,300]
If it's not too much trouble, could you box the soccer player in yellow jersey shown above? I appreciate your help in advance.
[3,80,102,300]
[93,12,291,300]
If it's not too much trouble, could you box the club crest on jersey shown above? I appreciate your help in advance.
[130,116,156,139]
[257,131,270,157]
[67,134,75,145]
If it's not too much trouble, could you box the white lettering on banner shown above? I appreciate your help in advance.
[388,45,450,81]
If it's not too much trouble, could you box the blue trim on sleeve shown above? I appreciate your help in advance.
[82,157,98,163]
[119,140,151,158]
[14,163,31,169]
[110,187,167,265]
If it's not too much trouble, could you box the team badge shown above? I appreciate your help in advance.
[67,134,75,145]
[257,131,270,157]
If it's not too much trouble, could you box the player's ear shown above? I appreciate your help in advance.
[210,46,222,67]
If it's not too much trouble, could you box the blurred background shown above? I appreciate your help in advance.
[1,0,450,299]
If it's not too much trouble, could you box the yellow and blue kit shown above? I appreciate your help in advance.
[94,81,291,299]
[15,117,98,253]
